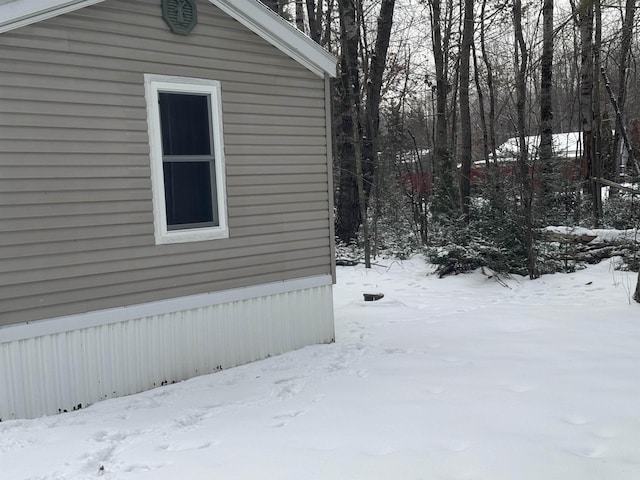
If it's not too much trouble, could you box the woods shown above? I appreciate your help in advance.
[263,0,640,301]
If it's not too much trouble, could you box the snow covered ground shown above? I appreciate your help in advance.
[2,257,640,480]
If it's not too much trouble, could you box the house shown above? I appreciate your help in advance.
[470,132,586,185]
[0,0,337,420]
[400,133,588,197]
[493,132,583,162]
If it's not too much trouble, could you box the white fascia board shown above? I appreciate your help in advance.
[0,0,105,34]
[0,275,333,343]
[210,0,336,78]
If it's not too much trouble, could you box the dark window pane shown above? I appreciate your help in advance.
[159,93,211,156]
[163,161,218,228]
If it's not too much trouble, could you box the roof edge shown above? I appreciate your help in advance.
[210,0,336,78]
[0,0,337,78]
[0,0,105,34]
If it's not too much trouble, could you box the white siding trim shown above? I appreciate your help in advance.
[0,282,334,419]
[0,275,333,343]
[324,73,337,283]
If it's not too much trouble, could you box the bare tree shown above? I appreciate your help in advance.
[335,0,396,249]
[472,42,489,166]
[363,0,396,205]
[347,74,371,267]
[459,0,474,221]
[539,0,554,217]
[429,0,458,218]
[335,0,361,243]
[613,0,640,303]
[513,0,537,279]
[262,0,279,13]
[613,0,636,177]
[592,0,602,223]
[576,0,594,198]
[364,0,396,258]
[479,0,497,161]
[295,0,305,32]
[305,0,323,43]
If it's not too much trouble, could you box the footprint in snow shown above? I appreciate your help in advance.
[442,440,472,453]
[171,409,213,430]
[384,347,407,355]
[570,444,608,458]
[328,360,348,372]
[506,384,533,393]
[590,428,616,439]
[273,410,306,419]
[563,414,590,426]
[364,445,395,456]
[440,356,463,364]
[93,430,128,443]
[269,410,307,428]
[158,440,218,452]
[273,376,307,399]
[0,436,34,453]
[426,385,446,394]
[122,462,167,473]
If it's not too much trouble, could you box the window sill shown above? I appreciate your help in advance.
[155,226,229,244]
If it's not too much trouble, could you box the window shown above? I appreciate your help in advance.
[144,75,228,244]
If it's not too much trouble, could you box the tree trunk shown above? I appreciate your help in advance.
[449,52,459,166]
[602,67,638,175]
[335,0,395,244]
[577,0,594,193]
[305,0,322,44]
[361,0,395,255]
[613,0,635,177]
[472,42,489,166]
[295,0,305,32]
[324,0,334,50]
[262,0,279,12]
[513,0,537,279]
[592,0,602,223]
[348,78,371,268]
[480,0,497,161]
[429,0,457,218]
[459,0,474,221]
[539,0,554,219]
[335,0,361,243]
[362,0,396,209]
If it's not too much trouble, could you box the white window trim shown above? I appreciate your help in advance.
[144,74,229,244]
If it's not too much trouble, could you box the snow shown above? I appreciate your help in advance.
[497,132,583,159]
[545,226,640,244]
[2,257,640,479]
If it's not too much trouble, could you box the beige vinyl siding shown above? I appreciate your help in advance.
[0,0,333,326]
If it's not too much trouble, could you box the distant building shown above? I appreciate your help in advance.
[494,132,583,161]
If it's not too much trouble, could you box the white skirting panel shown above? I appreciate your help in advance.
[0,280,334,420]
